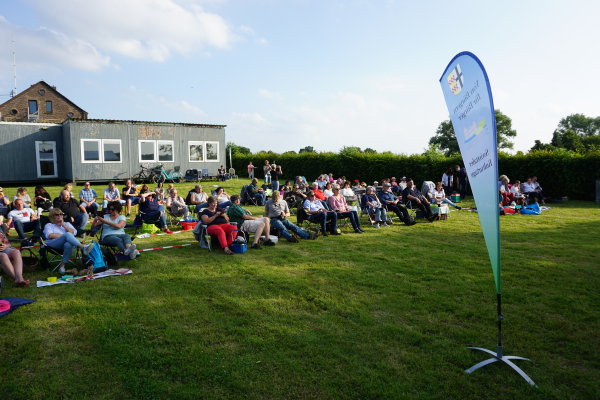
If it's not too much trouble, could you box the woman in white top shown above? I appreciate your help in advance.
[510,180,526,206]
[433,182,461,210]
[323,182,334,199]
[43,208,94,274]
[215,187,232,208]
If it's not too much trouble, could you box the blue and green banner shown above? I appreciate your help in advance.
[439,51,501,294]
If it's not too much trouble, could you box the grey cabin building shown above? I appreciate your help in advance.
[0,119,226,184]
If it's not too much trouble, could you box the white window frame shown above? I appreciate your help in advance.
[81,139,101,163]
[35,141,58,178]
[102,139,123,164]
[205,141,220,162]
[138,140,175,163]
[139,140,157,163]
[81,139,122,163]
[157,140,174,163]
[188,141,204,162]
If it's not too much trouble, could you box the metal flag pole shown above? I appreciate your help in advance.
[464,293,536,386]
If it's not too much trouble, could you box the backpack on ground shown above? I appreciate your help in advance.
[83,242,107,272]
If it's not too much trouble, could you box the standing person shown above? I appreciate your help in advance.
[227,195,275,249]
[247,161,256,179]
[441,168,454,196]
[6,199,43,245]
[0,229,29,286]
[43,208,94,274]
[270,164,281,191]
[53,190,90,235]
[122,179,140,217]
[263,160,271,185]
[402,178,435,222]
[79,182,99,217]
[92,201,138,259]
[265,191,315,242]
[199,196,237,255]
[455,165,468,199]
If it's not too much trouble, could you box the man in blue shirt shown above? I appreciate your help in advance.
[303,191,339,236]
[379,183,415,225]
[79,181,99,217]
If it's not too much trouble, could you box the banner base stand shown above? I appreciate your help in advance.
[465,346,536,386]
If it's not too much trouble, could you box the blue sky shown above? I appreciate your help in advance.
[1,0,599,154]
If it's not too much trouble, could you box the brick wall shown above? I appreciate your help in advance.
[0,81,87,123]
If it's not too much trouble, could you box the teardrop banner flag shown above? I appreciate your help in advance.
[439,51,501,294]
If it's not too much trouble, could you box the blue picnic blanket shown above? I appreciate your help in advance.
[0,297,36,318]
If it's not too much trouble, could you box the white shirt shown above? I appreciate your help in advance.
[8,208,35,223]
[43,222,76,239]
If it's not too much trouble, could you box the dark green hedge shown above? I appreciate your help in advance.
[232,151,600,200]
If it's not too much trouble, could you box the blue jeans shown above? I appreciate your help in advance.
[367,207,387,223]
[217,201,232,209]
[83,202,99,216]
[438,198,460,209]
[73,213,89,232]
[102,199,126,209]
[101,234,131,252]
[46,232,82,263]
[270,218,309,240]
[308,211,338,233]
[253,193,266,206]
[13,219,42,239]
[272,180,280,191]
[337,211,361,230]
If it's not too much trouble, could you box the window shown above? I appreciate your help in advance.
[81,139,101,163]
[138,140,174,162]
[188,141,204,162]
[103,140,122,163]
[81,139,122,163]
[46,101,53,113]
[28,100,38,114]
[206,142,219,161]
[38,89,46,95]
[35,141,58,178]
[67,112,74,118]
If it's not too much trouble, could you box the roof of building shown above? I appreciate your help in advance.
[0,80,87,114]
[69,118,226,128]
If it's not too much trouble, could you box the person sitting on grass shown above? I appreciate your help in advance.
[227,195,275,249]
[303,191,340,236]
[0,228,29,287]
[328,184,364,233]
[92,201,139,259]
[510,180,526,207]
[43,208,94,274]
[139,185,173,234]
[498,175,515,206]
[166,189,190,220]
[199,196,237,255]
[265,191,315,242]
[5,199,42,246]
[432,182,461,210]
[361,186,388,228]
[402,178,435,222]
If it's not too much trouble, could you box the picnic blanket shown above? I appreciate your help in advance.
[0,297,36,318]
[37,268,133,288]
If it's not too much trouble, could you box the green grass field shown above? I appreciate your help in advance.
[0,180,598,399]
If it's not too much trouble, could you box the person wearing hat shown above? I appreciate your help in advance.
[380,183,415,226]
[0,228,29,287]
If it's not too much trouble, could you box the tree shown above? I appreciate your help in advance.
[551,129,584,152]
[429,109,517,156]
[556,114,600,136]
[531,113,600,153]
[363,147,377,154]
[299,146,315,153]
[530,140,555,152]
[225,142,251,155]
[338,146,362,155]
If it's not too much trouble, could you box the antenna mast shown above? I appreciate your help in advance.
[11,38,17,97]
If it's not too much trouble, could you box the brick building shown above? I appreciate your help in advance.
[0,81,87,123]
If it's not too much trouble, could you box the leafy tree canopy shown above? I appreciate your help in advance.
[299,146,316,153]
[225,142,251,155]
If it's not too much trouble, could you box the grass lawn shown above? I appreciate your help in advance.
[0,180,599,399]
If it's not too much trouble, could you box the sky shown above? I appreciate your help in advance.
[1,0,599,154]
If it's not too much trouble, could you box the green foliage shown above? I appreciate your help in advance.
[299,146,316,153]
[430,110,517,156]
[532,113,600,153]
[225,141,251,155]
[234,150,600,200]
[556,113,600,136]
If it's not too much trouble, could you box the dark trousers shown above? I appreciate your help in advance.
[13,219,42,239]
[337,211,361,230]
[308,211,338,233]
[412,200,433,219]
[386,203,410,222]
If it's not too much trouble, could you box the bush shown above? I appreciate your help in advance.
[234,150,600,200]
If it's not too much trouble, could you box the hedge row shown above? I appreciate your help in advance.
[232,151,600,200]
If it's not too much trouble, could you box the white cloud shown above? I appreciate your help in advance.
[24,0,238,62]
[239,24,268,45]
[126,86,207,121]
[0,16,111,72]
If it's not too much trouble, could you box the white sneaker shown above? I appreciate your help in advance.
[124,244,136,256]
[132,250,140,259]
[58,265,66,274]
[83,243,94,255]
[374,223,380,229]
